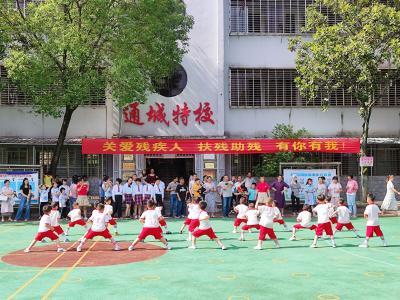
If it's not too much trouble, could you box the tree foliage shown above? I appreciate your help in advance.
[254,124,310,177]
[0,0,193,173]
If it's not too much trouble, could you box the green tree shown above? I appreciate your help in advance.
[254,124,310,177]
[289,0,400,201]
[0,0,193,174]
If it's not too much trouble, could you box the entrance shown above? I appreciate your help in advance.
[146,157,194,183]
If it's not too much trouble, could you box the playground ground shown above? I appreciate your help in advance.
[0,217,399,300]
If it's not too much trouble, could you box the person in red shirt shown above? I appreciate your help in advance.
[255,176,270,206]
[76,176,90,220]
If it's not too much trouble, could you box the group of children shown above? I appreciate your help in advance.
[25,191,387,253]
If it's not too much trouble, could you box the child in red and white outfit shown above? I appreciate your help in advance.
[359,194,387,248]
[254,198,280,250]
[179,197,201,241]
[272,201,290,231]
[189,201,226,250]
[66,202,87,236]
[50,203,68,242]
[289,205,316,241]
[239,202,259,241]
[311,195,336,248]
[105,198,119,235]
[156,200,171,234]
[325,196,337,224]
[76,203,120,252]
[233,197,248,233]
[24,205,65,253]
[332,199,360,238]
[128,200,171,251]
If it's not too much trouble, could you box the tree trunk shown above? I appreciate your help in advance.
[49,106,76,176]
[360,105,372,202]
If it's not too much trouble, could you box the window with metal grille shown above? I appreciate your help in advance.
[0,66,106,106]
[231,154,263,176]
[230,0,339,34]
[230,68,400,107]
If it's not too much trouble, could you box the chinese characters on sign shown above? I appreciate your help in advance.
[82,138,360,155]
[123,101,215,127]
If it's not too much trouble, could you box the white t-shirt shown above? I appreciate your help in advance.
[245,209,259,225]
[258,206,279,228]
[49,209,60,226]
[89,212,110,232]
[336,206,350,224]
[51,187,60,202]
[68,208,82,222]
[59,193,67,208]
[235,204,248,219]
[364,204,381,226]
[313,203,330,224]
[198,210,211,230]
[38,214,51,232]
[155,206,163,217]
[327,203,335,217]
[188,203,201,219]
[297,211,312,228]
[140,209,160,228]
[104,204,113,216]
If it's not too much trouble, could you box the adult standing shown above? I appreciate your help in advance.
[328,176,342,207]
[69,176,78,211]
[112,178,123,218]
[204,176,218,218]
[255,176,270,206]
[175,177,189,218]
[316,176,327,197]
[1,180,15,222]
[217,175,233,217]
[346,175,359,217]
[15,178,31,221]
[244,172,255,190]
[290,176,301,215]
[146,169,157,185]
[381,175,400,213]
[271,175,289,215]
[166,177,179,217]
[76,175,90,220]
[123,177,134,218]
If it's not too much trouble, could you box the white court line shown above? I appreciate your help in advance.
[323,240,398,268]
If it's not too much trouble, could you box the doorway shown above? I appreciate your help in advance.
[146,158,194,183]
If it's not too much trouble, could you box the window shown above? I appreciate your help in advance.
[230,68,400,108]
[0,66,105,106]
[231,154,263,176]
[230,0,338,34]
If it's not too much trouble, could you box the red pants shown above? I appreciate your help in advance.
[316,222,333,237]
[85,229,112,240]
[138,227,163,240]
[159,219,167,227]
[330,217,338,224]
[273,219,285,225]
[242,224,260,231]
[184,218,192,225]
[259,226,277,241]
[108,218,117,226]
[366,226,383,238]
[294,224,317,230]
[192,228,217,239]
[189,219,200,232]
[53,225,64,235]
[234,218,247,227]
[335,222,354,231]
[68,219,86,227]
[35,230,58,241]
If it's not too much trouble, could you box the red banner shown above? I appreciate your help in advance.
[82,138,360,155]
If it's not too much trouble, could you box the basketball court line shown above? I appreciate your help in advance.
[40,241,98,300]
[6,241,78,300]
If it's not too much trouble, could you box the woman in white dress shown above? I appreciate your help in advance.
[381,175,399,213]
[1,180,15,222]
[204,176,218,217]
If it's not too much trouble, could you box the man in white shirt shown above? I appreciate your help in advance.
[217,175,234,217]
[311,195,336,248]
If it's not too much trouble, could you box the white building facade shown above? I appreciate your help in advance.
[1,0,399,184]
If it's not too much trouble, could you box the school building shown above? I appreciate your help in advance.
[1,0,400,191]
